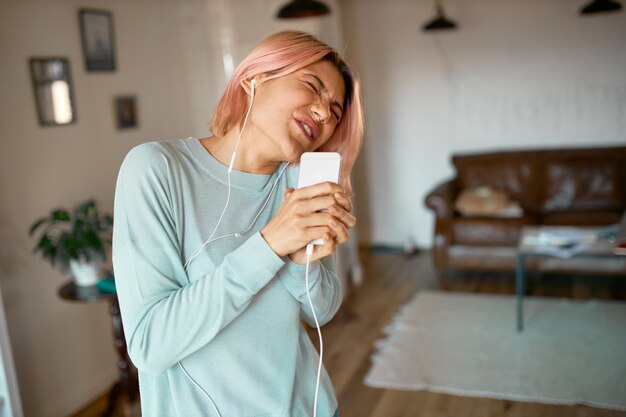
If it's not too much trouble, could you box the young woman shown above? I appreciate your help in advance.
[112,31,363,417]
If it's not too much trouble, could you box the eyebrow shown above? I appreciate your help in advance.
[305,73,344,114]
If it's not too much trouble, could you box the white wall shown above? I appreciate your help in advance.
[340,0,626,247]
[0,0,193,416]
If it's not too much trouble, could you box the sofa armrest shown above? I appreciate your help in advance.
[425,178,459,219]
[425,178,459,285]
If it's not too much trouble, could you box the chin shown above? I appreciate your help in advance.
[285,150,303,163]
[281,140,306,162]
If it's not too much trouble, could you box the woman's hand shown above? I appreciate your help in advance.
[260,182,356,263]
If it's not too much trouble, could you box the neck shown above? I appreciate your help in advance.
[200,128,281,175]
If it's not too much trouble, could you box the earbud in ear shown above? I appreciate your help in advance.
[250,79,255,97]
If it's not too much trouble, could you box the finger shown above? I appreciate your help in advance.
[321,235,337,255]
[296,212,336,228]
[284,187,295,200]
[305,226,335,243]
[328,204,357,228]
[310,235,337,261]
[333,192,353,212]
[293,182,345,200]
[297,195,337,215]
[329,219,349,244]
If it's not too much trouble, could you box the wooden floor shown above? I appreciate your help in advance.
[71,249,626,417]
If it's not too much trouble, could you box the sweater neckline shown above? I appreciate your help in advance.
[185,137,286,192]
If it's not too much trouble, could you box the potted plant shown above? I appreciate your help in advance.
[29,199,113,286]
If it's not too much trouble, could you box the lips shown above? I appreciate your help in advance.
[294,117,318,142]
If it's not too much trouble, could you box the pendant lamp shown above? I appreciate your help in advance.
[579,0,622,14]
[276,0,331,19]
[423,0,458,31]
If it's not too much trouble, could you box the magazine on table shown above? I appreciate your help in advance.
[522,227,598,259]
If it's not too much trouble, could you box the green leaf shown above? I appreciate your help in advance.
[74,199,96,219]
[29,217,47,236]
[51,209,70,221]
[35,234,57,262]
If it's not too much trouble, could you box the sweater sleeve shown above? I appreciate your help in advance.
[112,144,285,375]
[278,253,343,328]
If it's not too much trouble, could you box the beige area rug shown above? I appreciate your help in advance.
[364,290,626,411]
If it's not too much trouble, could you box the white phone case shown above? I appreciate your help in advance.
[297,152,342,245]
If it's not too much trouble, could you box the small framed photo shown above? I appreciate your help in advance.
[115,96,138,130]
[79,9,116,71]
[29,57,77,127]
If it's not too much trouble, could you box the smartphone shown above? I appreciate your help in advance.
[297,152,342,245]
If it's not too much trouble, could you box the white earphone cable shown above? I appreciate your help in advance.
[183,79,257,272]
[178,79,259,417]
[180,78,325,417]
[305,243,323,417]
[178,361,222,416]
[183,160,290,272]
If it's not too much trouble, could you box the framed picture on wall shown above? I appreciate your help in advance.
[29,57,77,127]
[79,9,116,71]
[115,96,138,129]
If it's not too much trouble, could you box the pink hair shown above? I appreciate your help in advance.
[211,31,364,196]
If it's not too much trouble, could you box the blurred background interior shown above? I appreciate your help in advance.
[0,0,625,416]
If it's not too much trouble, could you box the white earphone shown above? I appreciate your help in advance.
[183,76,281,271]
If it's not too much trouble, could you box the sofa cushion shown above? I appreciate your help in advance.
[541,157,625,213]
[453,214,537,246]
[542,210,623,226]
[453,152,540,212]
[455,186,523,218]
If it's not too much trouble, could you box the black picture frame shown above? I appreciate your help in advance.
[115,96,138,130]
[79,9,116,71]
[29,57,77,127]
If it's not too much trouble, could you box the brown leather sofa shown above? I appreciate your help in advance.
[424,146,626,288]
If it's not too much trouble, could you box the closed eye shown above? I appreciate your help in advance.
[305,81,319,94]
[305,79,341,121]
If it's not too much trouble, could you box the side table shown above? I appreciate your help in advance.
[58,280,138,417]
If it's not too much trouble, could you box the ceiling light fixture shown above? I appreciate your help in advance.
[423,0,458,31]
[276,0,331,19]
[579,0,623,14]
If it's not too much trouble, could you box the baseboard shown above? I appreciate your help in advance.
[40,367,118,417]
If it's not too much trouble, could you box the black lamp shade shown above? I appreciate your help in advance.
[423,16,458,30]
[277,0,331,18]
[422,3,458,31]
[580,0,623,14]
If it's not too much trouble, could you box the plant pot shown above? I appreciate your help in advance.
[69,259,101,287]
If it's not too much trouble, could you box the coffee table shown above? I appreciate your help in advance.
[516,225,625,332]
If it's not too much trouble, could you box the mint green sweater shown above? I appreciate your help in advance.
[112,138,342,417]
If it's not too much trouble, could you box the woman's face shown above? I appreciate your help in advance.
[247,59,346,163]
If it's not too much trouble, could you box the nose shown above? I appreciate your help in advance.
[311,100,331,124]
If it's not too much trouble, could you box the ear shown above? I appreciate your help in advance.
[240,74,267,96]
[240,79,253,96]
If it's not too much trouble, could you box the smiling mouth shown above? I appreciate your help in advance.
[295,118,316,142]
[302,123,313,138]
